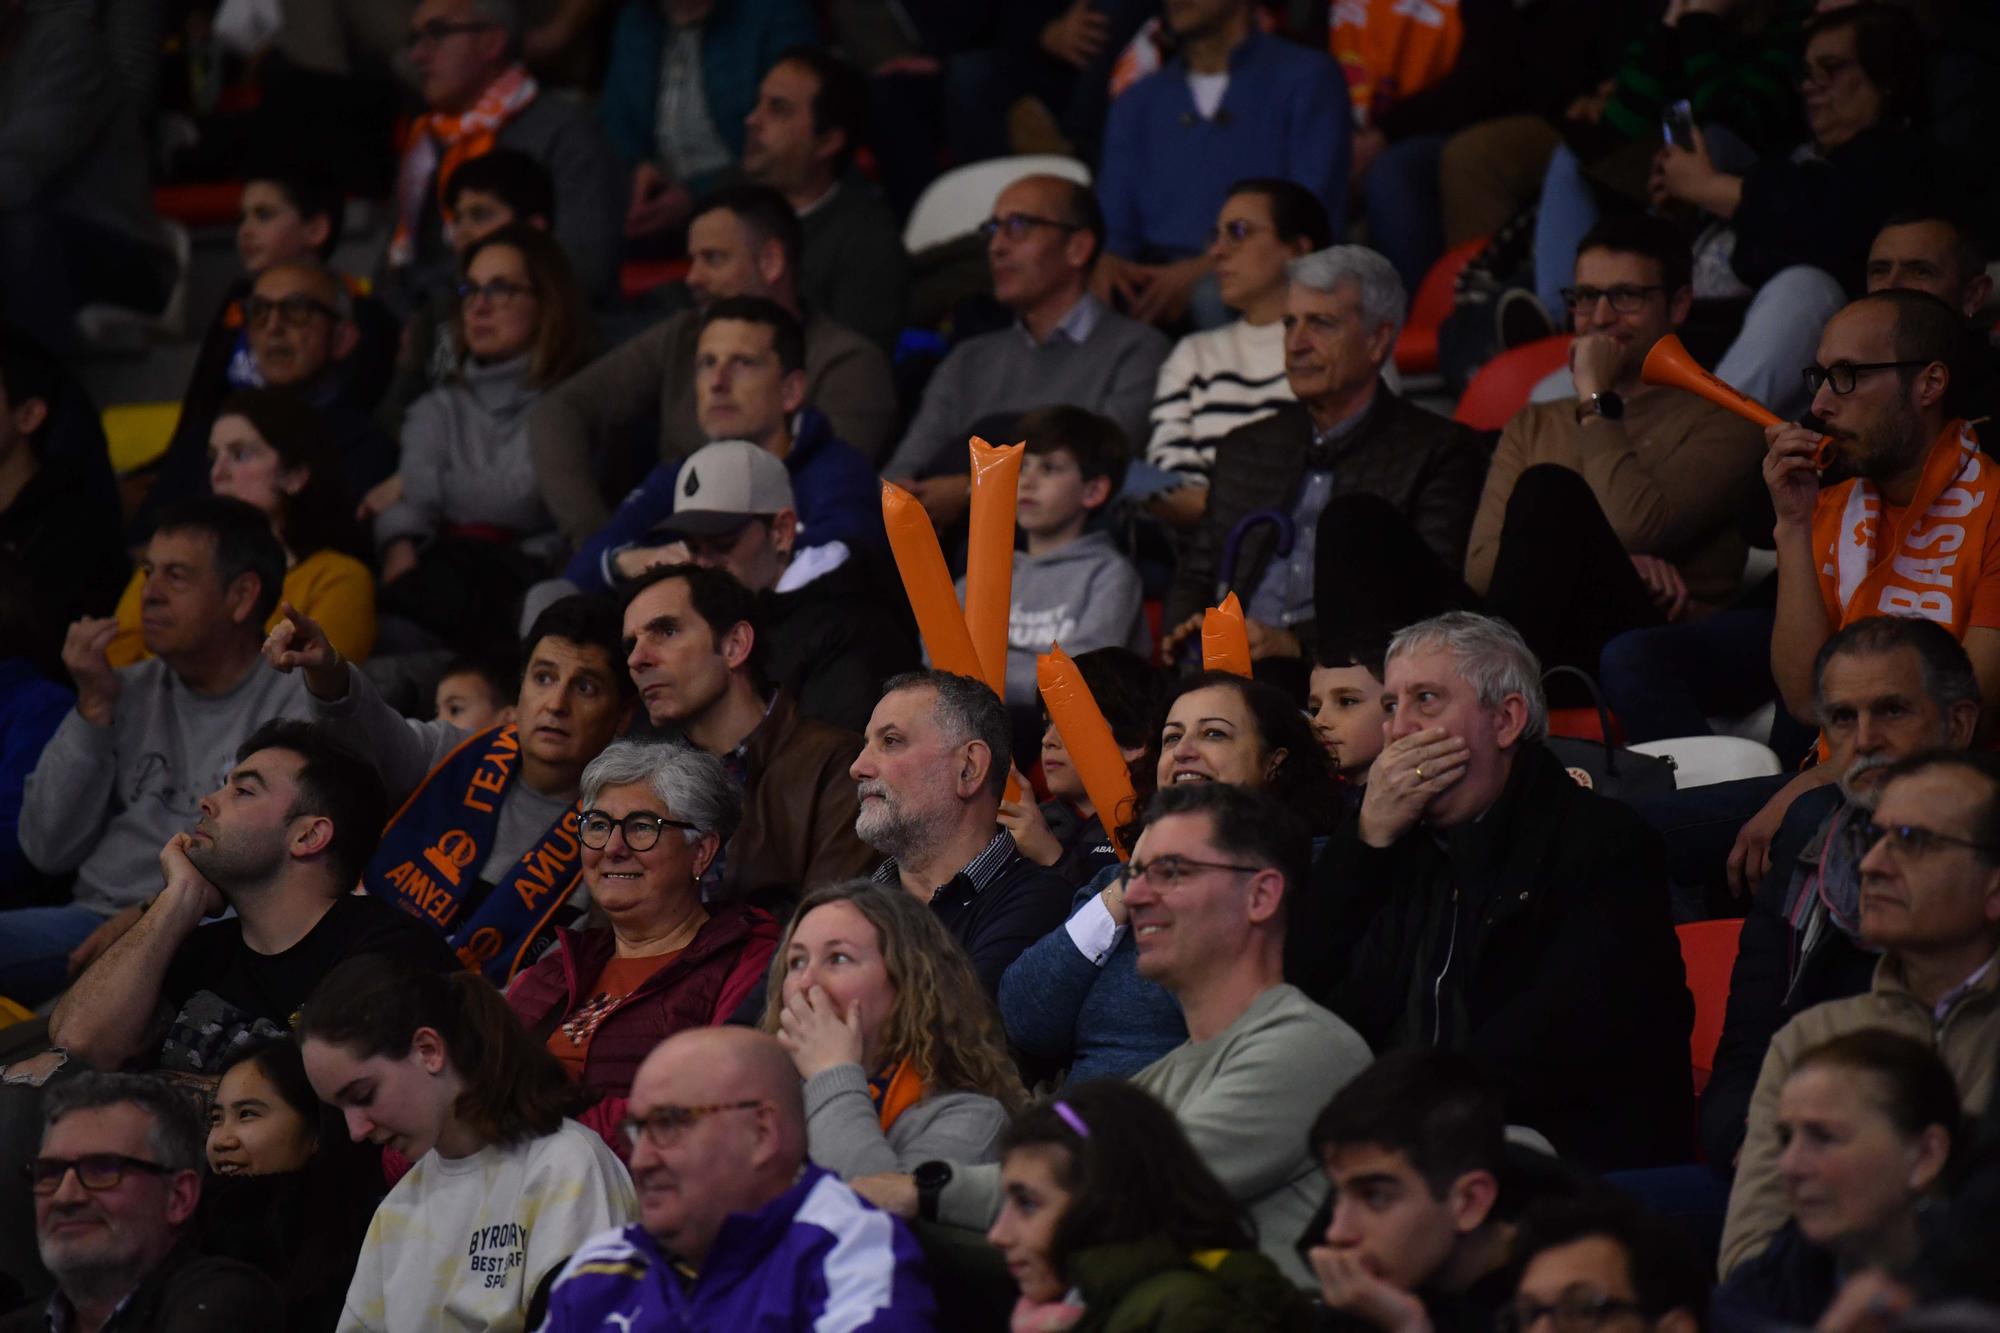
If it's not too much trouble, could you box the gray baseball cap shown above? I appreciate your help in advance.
[656,439,796,537]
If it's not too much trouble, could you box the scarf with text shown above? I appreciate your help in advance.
[389,63,538,268]
[361,724,582,984]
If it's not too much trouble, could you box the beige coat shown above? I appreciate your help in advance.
[1716,948,2000,1275]
[1464,385,1764,609]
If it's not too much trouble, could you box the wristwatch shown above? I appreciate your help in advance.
[913,1160,953,1222]
[1575,390,1625,424]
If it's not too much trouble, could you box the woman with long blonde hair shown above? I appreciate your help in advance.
[764,879,1026,1180]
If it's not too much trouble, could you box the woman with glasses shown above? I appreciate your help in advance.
[1713,1030,1958,1331]
[504,739,779,1156]
[761,879,1024,1182]
[199,1038,387,1333]
[300,952,636,1333]
[1000,671,1337,1083]
[373,222,596,654]
[986,1080,1310,1332]
[106,386,376,667]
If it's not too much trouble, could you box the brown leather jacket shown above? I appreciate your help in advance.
[722,691,879,911]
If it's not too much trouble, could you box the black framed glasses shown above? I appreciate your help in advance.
[406,19,495,51]
[1206,218,1268,248]
[1802,360,1931,396]
[1560,284,1664,314]
[1857,820,2000,863]
[244,294,339,328]
[1500,1291,1649,1333]
[1121,854,1263,891]
[621,1101,766,1150]
[578,810,698,851]
[977,212,1081,243]
[26,1154,173,1195]
[457,278,534,306]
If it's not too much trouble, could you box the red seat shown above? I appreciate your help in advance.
[619,257,692,302]
[1547,706,1621,744]
[153,182,246,228]
[1143,597,1164,667]
[1453,334,1572,432]
[1393,237,1485,375]
[1677,918,1745,1097]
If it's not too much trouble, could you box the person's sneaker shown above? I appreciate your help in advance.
[1495,288,1557,350]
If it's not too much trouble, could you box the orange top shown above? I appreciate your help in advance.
[546,952,677,1080]
[1331,0,1465,124]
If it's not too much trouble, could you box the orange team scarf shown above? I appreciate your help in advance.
[1812,420,1995,634]
[867,1058,927,1132]
[389,63,538,268]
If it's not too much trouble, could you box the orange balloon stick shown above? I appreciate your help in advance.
[882,481,983,680]
[964,436,1025,697]
[1202,592,1253,677]
[1036,646,1139,860]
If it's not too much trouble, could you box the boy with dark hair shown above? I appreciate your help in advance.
[1305,1051,1517,1333]
[433,649,519,731]
[1309,630,1392,793]
[972,405,1148,708]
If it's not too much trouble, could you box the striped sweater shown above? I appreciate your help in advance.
[1146,319,1293,483]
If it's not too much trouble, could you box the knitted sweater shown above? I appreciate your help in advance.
[1147,319,1293,484]
[377,354,551,551]
[800,1063,1008,1179]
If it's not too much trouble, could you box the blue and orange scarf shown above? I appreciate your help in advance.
[361,724,583,984]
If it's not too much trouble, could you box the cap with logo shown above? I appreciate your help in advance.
[655,439,796,537]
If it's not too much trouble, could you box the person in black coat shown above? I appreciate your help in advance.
[1320,611,1693,1172]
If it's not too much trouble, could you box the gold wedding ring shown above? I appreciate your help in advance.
[1415,766,1424,780]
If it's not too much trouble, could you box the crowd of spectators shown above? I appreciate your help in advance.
[2,0,2000,1329]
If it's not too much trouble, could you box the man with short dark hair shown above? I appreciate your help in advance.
[1703,616,1981,1169]
[744,47,911,352]
[880,174,1169,527]
[530,185,894,540]
[1719,748,2000,1273]
[39,720,454,1088]
[1509,1196,1708,1333]
[852,670,1072,992]
[0,1073,280,1331]
[2,498,312,1005]
[1325,612,1693,1170]
[623,564,876,907]
[266,594,633,982]
[1306,1052,1519,1333]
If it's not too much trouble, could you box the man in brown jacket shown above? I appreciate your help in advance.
[1718,749,2000,1275]
[1465,214,1765,672]
[622,564,875,912]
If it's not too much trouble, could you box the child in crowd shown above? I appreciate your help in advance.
[433,651,518,730]
[1000,647,1162,888]
[1305,630,1391,811]
[990,406,1150,709]
[987,1080,1311,1331]
[300,954,636,1333]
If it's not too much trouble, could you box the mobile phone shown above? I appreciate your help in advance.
[1662,99,1697,151]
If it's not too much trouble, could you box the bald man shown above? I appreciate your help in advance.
[538,1029,938,1330]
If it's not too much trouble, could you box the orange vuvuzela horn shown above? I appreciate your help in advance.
[1641,333,1834,469]
[882,481,984,680]
[1202,591,1253,677]
[1037,646,1138,860]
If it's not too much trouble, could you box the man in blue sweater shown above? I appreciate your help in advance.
[1095,0,1349,328]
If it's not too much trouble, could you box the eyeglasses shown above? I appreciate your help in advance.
[1499,1291,1649,1333]
[621,1101,766,1150]
[1560,285,1664,314]
[406,19,495,51]
[244,294,339,328]
[457,278,534,306]
[26,1154,173,1195]
[1857,820,2000,863]
[1120,854,1263,891]
[977,213,1081,243]
[1206,219,1268,248]
[1802,360,1931,396]
[578,810,698,851]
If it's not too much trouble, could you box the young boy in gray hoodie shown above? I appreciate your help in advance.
[993,406,1149,707]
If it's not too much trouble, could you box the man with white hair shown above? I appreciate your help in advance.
[1322,612,1694,1171]
[1162,246,1483,665]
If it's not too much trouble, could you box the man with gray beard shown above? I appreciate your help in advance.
[850,671,1071,995]
[1700,615,1979,1169]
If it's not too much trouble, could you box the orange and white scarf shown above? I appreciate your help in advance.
[1813,420,1995,633]
[389,63,538,268]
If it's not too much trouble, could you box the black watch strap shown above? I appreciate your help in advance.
[913,1160,952,1222]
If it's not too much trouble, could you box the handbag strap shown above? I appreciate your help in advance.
[1540,665,1622,775]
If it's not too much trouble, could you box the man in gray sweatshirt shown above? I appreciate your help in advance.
[4,498,311,1004]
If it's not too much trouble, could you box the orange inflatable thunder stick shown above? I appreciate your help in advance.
[1036,646,1140,860]
[1201,591,1253,677]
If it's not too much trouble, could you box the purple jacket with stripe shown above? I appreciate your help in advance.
[535,1166,937,1331]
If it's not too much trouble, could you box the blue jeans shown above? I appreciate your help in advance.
[1364,133,1447,297]
[1533,142,1597,316]
[0,904,110,1007]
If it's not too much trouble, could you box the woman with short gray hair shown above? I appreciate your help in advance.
[504,739,779,1154]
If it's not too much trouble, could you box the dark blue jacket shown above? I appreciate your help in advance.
[563,407,884,594]
[1711,1222,1839,1333]
[0,661,71,889]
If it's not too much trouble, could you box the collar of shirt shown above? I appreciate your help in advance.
[1935,954,1997,1026]
[796,180,840,219]
[1018,293,1104,350]
[44,1286,138,1333]
[872,829,1018,902]
[774,541,850,594]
